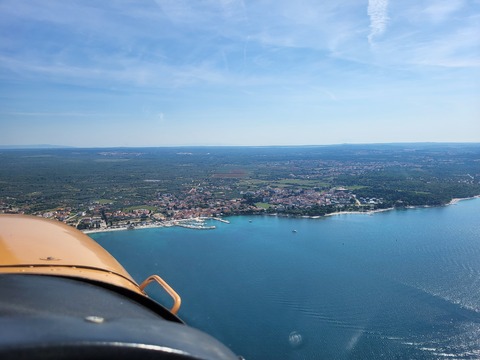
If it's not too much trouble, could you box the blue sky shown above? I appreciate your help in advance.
[0,0,479,147]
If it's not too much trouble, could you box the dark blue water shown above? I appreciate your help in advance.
[91,198,480,359]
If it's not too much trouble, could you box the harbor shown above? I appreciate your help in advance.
[174,217,230,230]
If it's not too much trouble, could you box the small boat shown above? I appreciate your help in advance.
[292,229,297,233]
[0,214,239,360]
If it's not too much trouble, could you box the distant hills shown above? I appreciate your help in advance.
[0,144,75,149]
[0,142,478,150]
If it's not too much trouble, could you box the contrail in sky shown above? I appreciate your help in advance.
[368,0,389,44]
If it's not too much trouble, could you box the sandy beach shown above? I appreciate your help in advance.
[324,207,395,217]
[448,195,480,206]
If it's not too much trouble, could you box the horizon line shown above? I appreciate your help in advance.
[1,141,480,150]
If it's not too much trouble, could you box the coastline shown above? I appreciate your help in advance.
[447,195,480,206]
[323,207,394,217]
[83,222,166,234]
[325,195,480,217]
[83,217,229,235]
[83,195,480,235]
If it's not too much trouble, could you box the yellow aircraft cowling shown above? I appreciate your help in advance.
[0,214,143,295]
[0,216,240,360]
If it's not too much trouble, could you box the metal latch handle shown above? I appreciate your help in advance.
[139,275,182,314]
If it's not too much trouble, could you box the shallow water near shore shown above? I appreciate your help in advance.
[92,198,480,359]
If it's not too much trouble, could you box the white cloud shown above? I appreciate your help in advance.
[368,0,389,44]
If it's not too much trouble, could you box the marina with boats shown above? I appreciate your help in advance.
[174,217,230,230]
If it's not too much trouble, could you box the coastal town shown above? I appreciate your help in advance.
[1,144,479,233]
[0,184,384,232]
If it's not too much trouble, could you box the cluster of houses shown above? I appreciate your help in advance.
[1,184,384,231]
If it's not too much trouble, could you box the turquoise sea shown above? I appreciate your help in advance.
[91,198,480,359]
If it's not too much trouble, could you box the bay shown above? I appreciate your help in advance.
[91,198,480,359]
